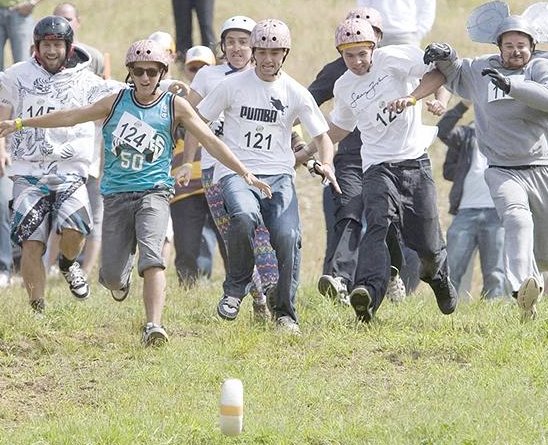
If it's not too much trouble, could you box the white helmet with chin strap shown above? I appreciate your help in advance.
[220,15,256,40]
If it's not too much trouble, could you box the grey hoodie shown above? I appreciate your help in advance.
[435,50,548,167]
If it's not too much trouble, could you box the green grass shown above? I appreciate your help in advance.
[2,0,547,443]
[1,274,546,444]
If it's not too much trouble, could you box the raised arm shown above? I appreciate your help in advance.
[173,95,272,197]
[0,93,118,138]
[388,68,447,112]
[175,88,205,185]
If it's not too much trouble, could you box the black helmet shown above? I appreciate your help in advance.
[33,15,74,50]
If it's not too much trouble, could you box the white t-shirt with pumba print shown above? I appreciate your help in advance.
[198,68,328,181]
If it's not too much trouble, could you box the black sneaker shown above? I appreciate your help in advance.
[217,295,242,320]
[30,298,45,314]
[430,276,457,315]
[349,286,374,323]
[61,262,90,300]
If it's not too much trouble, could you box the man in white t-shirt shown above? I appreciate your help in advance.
[197,19,339,333]
[327,18,457,323]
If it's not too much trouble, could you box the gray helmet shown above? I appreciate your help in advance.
[494,15,537,45]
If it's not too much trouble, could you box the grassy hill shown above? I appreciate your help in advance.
[1,1,546,444]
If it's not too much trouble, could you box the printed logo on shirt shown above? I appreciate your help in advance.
[240,106,278,123]
[270,97,287,114]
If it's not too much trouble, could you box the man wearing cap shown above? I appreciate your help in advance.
[420,2,548,322]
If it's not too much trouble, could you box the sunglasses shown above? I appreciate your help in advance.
[132,67,160,77]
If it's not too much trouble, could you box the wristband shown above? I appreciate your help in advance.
[181,162,193,169]
[15,118,23,131]
[408,96,417,106]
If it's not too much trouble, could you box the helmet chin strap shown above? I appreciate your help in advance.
[152,68,166,95]
[251,48,289,77]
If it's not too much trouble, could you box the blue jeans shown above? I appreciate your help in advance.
[0,175,12,274]
[220,174,301,322]
[0,8,34,70]
[447,208,507,299]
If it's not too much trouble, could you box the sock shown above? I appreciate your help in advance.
[58,255,75,272]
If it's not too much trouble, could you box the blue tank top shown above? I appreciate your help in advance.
[101,88,175,194]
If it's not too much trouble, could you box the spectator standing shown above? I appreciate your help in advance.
[438,100,507,300]
[0,154,10,287]
[171,0,215,61]
[0,0,42,70]
[168,44,224,287]
[0,39,271,345]
[356,0,436,47]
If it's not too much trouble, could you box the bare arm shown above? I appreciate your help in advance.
[295,120,350,164]
[180,89,204,165]
[173,95,272,197]
[388,68,447,112]
[312,132,341,194]
[0,94,118,137]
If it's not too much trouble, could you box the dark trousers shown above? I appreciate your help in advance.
[171,0,216,56]
[323,155,421,292]
[355,155,449,310]
[170,194,226,286]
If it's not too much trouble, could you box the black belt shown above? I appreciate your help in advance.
[381,154,430,169]
[489,165,547,170]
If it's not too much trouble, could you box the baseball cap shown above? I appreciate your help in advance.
[185,45,216,66]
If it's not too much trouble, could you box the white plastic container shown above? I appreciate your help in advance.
[219,378,244,436]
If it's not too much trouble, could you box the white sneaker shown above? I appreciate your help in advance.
[385,267,406,303]
[142,322,169,346]
[318,275,349,305]
[275,315,301,335]
[517,276,542,322]
[0,272,10,288]
[61,262,90,300]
